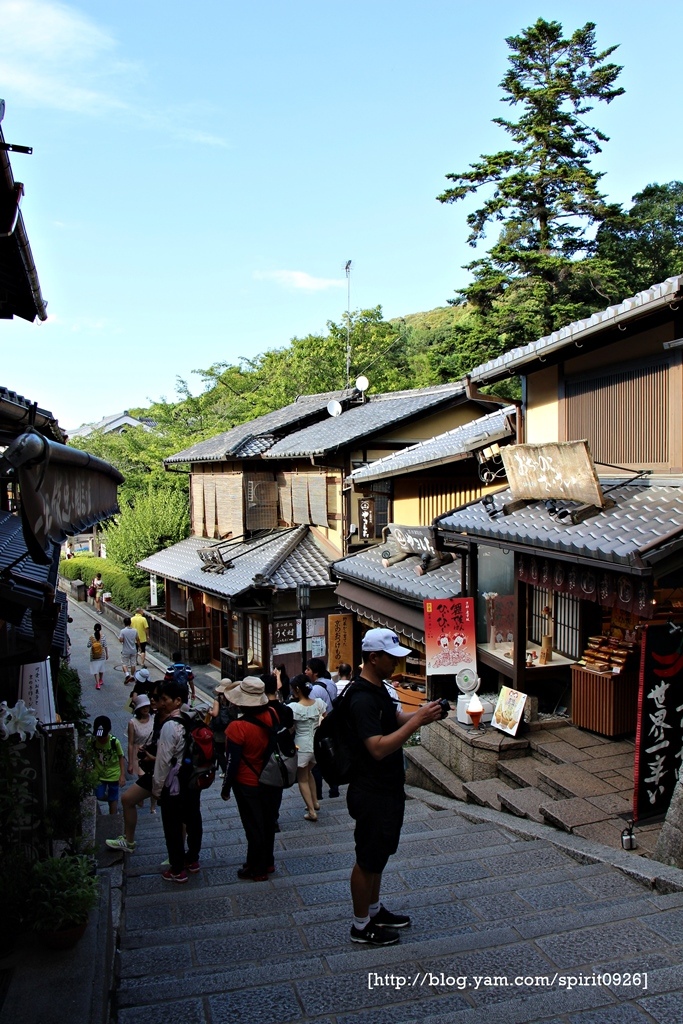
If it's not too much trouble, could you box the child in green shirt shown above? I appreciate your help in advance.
[91,715,126,814]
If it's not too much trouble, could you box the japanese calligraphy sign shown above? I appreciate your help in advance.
[634,624,683,820]
[388,524,437,558]
[18,660,57,725]
[424,597,476,676]
[274,619,298,645]
[501,440,606,507]
[359,498,375,539]
[328,613,354,669]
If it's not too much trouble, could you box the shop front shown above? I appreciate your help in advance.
[331,524,463,706]
[436,476,683,740]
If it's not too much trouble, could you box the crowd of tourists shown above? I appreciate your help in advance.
[88,625,445,946]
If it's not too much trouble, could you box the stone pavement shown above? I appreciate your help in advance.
[36,601,683,1023]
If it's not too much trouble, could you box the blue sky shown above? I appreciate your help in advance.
[2,0,682,429]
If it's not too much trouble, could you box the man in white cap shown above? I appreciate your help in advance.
[345,628,444,946]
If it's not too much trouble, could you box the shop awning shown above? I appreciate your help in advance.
[335,580,426,644]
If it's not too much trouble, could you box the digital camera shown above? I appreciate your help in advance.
[438,698,451,720]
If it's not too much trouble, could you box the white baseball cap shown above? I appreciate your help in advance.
[361,628,411,657]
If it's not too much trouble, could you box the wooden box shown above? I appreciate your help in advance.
[571,665,639,737]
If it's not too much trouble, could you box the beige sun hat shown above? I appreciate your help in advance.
[214,678,238,695]
[226,677,268,707]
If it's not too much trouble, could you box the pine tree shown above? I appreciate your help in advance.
[437,18,623,347]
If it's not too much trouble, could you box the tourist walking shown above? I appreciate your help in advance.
[130,607,150,667]
[90,715,126,815]
[119,617,139,684]
[153,680,204,883]
[87,623,108,689]
[211,679,237,776]
[289,675,326,822]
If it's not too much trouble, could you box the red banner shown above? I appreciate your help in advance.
[424,597,476,677]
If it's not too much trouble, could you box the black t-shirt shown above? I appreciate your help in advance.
[346,677,404,790]
[269,700,294,730]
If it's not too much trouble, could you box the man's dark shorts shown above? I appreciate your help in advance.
[139,641,147,653]
[347,785,405,873]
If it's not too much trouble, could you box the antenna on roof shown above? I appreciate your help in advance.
[345,260,352,389]
[327,400,343,418]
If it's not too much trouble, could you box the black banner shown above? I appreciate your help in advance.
[634,623,683,820]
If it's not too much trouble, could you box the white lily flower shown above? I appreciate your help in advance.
[0,700,38,741]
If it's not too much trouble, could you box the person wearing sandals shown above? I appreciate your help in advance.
[87,623,108,689]
[289,675,326,822]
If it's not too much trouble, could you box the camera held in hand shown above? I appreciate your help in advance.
[438,698,451,720]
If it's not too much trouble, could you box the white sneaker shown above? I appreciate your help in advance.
[105,835,135,852]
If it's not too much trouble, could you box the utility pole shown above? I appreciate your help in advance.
[345,260,352,389]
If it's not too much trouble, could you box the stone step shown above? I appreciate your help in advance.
[404,745,468,801]
[535,761,618,800]
[497,756,542,789]
[499,785,549,823]
[462,777,514,811]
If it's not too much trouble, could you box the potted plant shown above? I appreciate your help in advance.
[27,855,99,949]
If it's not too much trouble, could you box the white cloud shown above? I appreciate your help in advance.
[0,0,227,145]
[0,0,131,114]
[254,270,346,292]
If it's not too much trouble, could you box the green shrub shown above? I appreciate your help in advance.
[56,664,89,736]
[59,556,149,612]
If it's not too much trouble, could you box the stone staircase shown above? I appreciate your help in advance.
[112,780,683,1024]
[407,720,663,856]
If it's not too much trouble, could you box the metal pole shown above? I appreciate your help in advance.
[345,260,352,388]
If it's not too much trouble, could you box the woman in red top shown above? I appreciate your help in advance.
[222,677,282,881]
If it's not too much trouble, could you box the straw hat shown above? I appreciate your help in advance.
[226,677,268,707]
[214,678,238,696]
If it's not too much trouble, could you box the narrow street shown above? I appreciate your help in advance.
[64,604,683,1024]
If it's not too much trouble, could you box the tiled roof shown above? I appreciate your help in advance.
[349,405,516,482]
[0,512,60,619]
[435,480,683,569]
[264,383,467,458]
[469,276,683,384]
[331,542,461,606]
[137,527,333,597]
[164,390,355,465]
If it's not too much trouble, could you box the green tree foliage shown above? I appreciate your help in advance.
[595,182,683,298]
[438,18,624,353]
[103,489,190,585]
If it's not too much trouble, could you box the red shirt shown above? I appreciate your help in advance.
[226,706,278,786]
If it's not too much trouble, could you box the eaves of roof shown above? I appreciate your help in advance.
[0,125,47,322]
[331,542,461,606]
[349,405,516,483]
[263,383,468,459]
[434,479,683,573]
[469,276,683,385]
[137,527,333,598]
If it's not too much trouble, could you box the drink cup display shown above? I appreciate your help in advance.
[466,708,483,729]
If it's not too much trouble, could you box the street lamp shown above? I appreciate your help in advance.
[297,583,311,672]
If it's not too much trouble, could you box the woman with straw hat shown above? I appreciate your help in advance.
[223,677,281,882]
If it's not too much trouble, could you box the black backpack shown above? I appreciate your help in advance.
[313,685,357,786]
[242,707,298,788]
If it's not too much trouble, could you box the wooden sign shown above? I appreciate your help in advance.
[501,440,606,507]
[274,618,297,645]
[634,624,683,820]
[359,498,375,539]
[328,613,354,669]
[388,523,437,558]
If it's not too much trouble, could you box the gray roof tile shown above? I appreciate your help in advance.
[349,405,516,482]
[470,276,683,384]
[137,527,333,597]
[331,542,461,605]
[263,383,467,458]
[435,480,683,568]
[164,390,354,465]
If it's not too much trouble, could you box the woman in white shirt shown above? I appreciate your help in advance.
[290,675,326,822]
